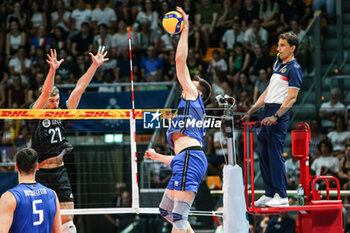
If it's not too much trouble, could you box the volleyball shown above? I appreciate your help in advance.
[162,11,183,35]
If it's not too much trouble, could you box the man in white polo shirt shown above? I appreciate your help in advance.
[242,32,304,207]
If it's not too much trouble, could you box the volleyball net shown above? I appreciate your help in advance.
[0,105,228,218]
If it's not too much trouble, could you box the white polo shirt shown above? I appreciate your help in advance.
[265,58,303,104]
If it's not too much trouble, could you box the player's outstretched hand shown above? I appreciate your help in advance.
[176,6,189,30]
[46,49,64,70]
[89,46,109,67]
[144,148,158,161]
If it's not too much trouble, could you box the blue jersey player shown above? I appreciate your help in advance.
[242,32,304,207]
[0,148,61,233]
[144,7,212,233]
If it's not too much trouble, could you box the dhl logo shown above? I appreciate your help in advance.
[0,109,172,119]
[0,110,34,117]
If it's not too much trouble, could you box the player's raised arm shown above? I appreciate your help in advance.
[32,49,63,109]
[175,7,198,100]
[67,46,108,109]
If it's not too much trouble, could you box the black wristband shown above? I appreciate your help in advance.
[273,113,280,119]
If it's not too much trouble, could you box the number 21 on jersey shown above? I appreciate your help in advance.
[48,127,62,143]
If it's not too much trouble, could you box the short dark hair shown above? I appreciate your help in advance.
[318,140,333,153]
[278,32,299,51]
[16,148,38,174]
[193,76,212,104]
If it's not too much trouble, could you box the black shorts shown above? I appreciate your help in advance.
[36,166,74,202]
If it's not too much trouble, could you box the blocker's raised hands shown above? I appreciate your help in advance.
[89,46,109,67]
[46,49,64,70]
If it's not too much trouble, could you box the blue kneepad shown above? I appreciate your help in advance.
[172,199,191,230]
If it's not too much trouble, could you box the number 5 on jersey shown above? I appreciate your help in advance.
[33,199,44,226]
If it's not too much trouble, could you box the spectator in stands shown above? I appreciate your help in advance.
[6,2,26,29]
[280,0,311,30]
[327,116,350,154]
[207,50,228,77]
[140,44,163,80]
[6,20,26,56]
[239,73,254,96]
[285,156,300,189]
[228,42,250,81]
[111,19,129,57]
[195,0,219,54]
[236,89,252,113]
[132,21,160,51]
[30,25,52,55]
[28,0,48,34]
[159,27,178,57]
[183,0,197,23]
[71,22,94,56]
[163,49,177,81]
[248,44,273,82]
[27,72,44,104]
[51,0,71,33]
[113,191,134,232]
[8,75,28,108]
[254,215,271,233]
[309,119,326,160]
[338,144,350,186]
[93,23,113,52]
[2,117,26,146]
[220,19,245,52]
[133,0,159,32]
[105,183,135,233]
[253,68,269,103]
[265,212,296,233]
[311,140,339,176]
[8,46,31,85]
[187,48,204,77]
[56,48,77,83]
[243,18,268,52]
[52,26,68,50]
[0,53,9,85]
[13,125,32,153]
[91,0,117,32]
[240,0,260,31]
[290,19,306,42]
[212,71,231,97]
[114,46,139,83]
[216,0,240,37]
[70,0,92,33]
[319,88,346,131]
[258,0,279,32]
[313,0,335,18]
[74,53,89,79]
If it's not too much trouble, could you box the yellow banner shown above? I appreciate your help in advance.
[0,109,172,120]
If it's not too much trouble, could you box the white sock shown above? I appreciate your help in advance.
[62,220,77,233]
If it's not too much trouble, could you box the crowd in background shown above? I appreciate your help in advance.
[1,0,349,232]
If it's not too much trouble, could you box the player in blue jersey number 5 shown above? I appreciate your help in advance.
[0,148,61,233]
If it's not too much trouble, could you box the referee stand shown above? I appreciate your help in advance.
[243,122,343,233]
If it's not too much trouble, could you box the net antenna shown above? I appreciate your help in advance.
[128,27,139,213]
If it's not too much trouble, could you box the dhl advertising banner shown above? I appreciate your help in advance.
[0,90,171,132]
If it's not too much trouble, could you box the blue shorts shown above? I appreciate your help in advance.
[167,146,207,193]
